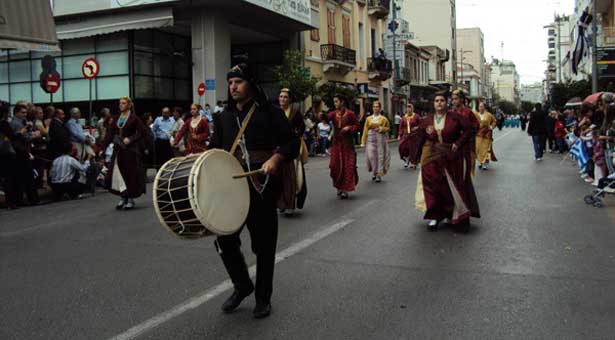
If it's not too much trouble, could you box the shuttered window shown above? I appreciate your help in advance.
[327,9,336,45]
[342,15,351,48]
[311,29,320,42]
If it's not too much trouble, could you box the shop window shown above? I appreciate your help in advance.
[154,32,174,55]
[153,55,173,77]
[154,77,174,100]
[63,55,95,78]
[9,83,31,104]
[97,51,129,76]
[64,79,93,101]
[96,33,129,52]
[134,30,154,52]
[9,50,30,61]
[174,80,191,101]
[174,59,190,79]
[134,76,154,98]
[32,82,62,103]
[97,76,129,100]
[9,60,31,82]
[0,85,8,100]
[0,62,7,83]
[134,51,154,75]
[62,38,95,56]
[0,49,7,62]
[31,50,61,59]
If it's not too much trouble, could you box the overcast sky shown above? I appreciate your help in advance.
[456,0,574,85]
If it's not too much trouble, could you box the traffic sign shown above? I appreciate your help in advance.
[384,32,415,40]
[205,79,216,91]
[44,73,61,94]
[197,82,206,96]
[82,58,99,79]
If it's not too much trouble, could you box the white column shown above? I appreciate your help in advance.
[191,9,231,106]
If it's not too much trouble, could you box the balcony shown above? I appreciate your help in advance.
[396,67,411,87]
[367,57,392,81]
[356,0,366,6]
[321,44,356,74]
[368,0,389,19]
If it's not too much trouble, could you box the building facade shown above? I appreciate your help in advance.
[303,0,391,117]
[401,0,457,85]
[490,58,520,105]
[545,14,572,91]
[1,0,317,116]
[457,27,485,98]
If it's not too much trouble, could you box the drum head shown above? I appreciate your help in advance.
[191,150,250,235]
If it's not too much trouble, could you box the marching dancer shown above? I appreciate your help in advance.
[172,103,209,155]
[277,88,307,215]
[475,102,498,170]
[328,94,360,199]
[361,100,391,182]
[452,90,479,176]
[412,91,480,231]
[398,103,421,169]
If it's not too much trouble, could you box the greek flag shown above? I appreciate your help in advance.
[570,138,590,171]
[572,8,592,75]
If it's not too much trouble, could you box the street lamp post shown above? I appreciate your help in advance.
[458,49,472,91]
[592,0,599,93]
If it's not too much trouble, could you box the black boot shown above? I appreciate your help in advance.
[221,287,254,313]
[253,298,272,319]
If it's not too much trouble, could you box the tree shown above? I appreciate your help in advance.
[272,49,319,102]
[495,100,517,115]
[550,80,592,109]
[315,82,359,109]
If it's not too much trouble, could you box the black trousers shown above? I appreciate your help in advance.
[14,155,39,205]
[216,177,279,304]
[154,138,174,169]
[51,179,85,201]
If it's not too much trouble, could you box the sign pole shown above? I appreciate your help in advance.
[50,93,53,105]
[89,79,93,120]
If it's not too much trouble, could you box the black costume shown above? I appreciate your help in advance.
[209,64,299,316]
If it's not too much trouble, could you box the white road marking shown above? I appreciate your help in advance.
[106,219,357,340]
[493,129,515,143]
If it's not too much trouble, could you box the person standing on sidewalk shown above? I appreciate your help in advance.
[527,103,547,161]
[361,100,391,182]
[151,107,175,168]
[328,94,360,199]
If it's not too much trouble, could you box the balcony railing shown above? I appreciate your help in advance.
[367,57,393,73]
[321,44,356,66]
[368,0,389,18]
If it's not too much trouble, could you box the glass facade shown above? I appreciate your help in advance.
[0,30,191,115]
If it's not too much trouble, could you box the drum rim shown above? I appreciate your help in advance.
[153,154,207,238]
[189,149,250,235]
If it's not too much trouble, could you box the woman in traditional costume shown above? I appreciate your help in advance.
[328,94,360,199]
[412,91,480,231]
[101,96,148,210]
[361,100,391,182]
[475,102,498,170]
[173,103,209,155]
[277,88,307,215]
[452,90,479,176]
[398,103,421,169]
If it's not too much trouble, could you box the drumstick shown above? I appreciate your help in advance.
[232,169,265,179]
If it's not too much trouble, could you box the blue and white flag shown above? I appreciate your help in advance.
[570,138,590,171]
[572,8,593,75]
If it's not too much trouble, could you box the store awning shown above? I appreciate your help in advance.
[0,0,60,51]
[56,7,174,40]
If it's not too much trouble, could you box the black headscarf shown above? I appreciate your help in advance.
[226,63,268,108]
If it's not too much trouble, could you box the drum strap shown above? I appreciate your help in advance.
[230,103,258,155]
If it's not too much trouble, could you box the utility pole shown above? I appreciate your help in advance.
[557,16,562,83]
[392,0,399,93]
[592,0,599,92]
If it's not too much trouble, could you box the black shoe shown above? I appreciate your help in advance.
[253,301,272,319]
[456,219,471,233]
[221,287,254,313]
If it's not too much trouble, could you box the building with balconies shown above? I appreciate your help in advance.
[544,14,572,86]
[304,0,392,115]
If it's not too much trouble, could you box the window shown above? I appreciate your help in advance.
[311,29,320,42]
[358,23,365,63]
[342,15,351,48]
[327,9,336,45]
[370,29,376,58]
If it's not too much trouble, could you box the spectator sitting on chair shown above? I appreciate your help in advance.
[49,143,91,201]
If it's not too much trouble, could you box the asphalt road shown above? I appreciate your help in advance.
[1,128,614,340]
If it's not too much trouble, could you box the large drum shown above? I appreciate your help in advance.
[153,149,251,238]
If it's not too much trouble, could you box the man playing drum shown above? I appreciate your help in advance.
[209,63,299,319]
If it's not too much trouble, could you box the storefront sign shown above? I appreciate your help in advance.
[597,47,615,78]
[243,0,311,26]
